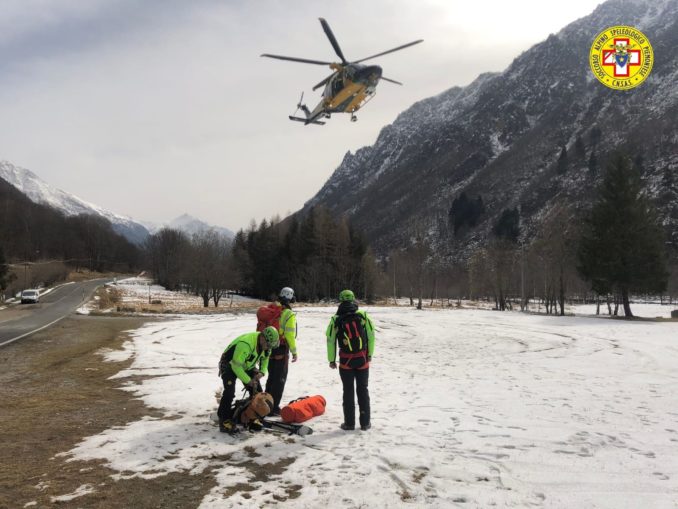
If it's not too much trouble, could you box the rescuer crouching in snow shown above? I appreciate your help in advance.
[217,326,280,434]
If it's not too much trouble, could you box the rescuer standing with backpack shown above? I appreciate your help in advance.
[326,289,375,431]
[217,326,280,434]
[263,287,298,415]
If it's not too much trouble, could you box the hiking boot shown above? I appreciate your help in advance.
[271,407,281,417]
[219,420,238,434]
[340,423,355,431]
[248,418,263,432]
[360,423,371,431]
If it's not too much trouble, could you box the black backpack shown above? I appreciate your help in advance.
[335,312,368,358]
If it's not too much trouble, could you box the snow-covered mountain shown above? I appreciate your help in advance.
[143,213,234,240]
[0,160,150,244]
[302,0,678,257]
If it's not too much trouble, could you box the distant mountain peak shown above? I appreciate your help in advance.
[167,214,234,239]
[171,213,200,226]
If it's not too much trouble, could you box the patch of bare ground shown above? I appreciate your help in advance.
[0,315,221,509]
[109,302,261,316]
[65,270,134,284]
[0,306,32,324]
[220,457,300,502]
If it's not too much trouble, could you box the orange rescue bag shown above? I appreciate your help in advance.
[280,395,326,423]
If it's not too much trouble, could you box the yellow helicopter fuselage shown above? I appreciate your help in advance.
[325,81,369,113]
[321,63,381,114]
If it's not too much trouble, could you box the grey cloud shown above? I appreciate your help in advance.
[0,0,222,78]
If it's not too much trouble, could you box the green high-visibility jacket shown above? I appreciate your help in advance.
[224,332,270,384]
[279,306,298,355]
[326,310,375,362]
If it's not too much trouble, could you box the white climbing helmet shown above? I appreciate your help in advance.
[279,287,295,302]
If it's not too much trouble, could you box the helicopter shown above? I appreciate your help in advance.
[261,18,422,125]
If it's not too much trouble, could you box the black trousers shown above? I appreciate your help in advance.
[339,367,370,427]
[217,366,260,422]
[265,354,289,411]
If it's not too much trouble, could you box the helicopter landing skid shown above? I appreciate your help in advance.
[289,116,326,125]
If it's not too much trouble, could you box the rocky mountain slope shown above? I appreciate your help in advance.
[302,0,678,257]
[0,160,149,245]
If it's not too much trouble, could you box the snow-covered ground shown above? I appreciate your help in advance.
[117,277,259,307]
[57,307,678,508]
[390,298,677,319]
[572,302,677,319]
[76,277,261,314]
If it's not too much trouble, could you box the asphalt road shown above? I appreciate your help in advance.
[0,279,108,347]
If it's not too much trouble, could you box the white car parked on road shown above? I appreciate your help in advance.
[20,289,40,304]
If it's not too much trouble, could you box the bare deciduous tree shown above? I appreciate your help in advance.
[188,230,233,308]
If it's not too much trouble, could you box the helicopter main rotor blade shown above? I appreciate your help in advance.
[319,18,347,64]
[380,76,403,85]
[312,72,337,91]
[261,54,332,65]
[352,39,423,64]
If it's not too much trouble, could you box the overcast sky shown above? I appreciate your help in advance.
[0,0,603,232]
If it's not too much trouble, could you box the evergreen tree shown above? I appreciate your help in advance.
[634,153,645,175]
[577,153,668,316]
[229,207,378,302]
[231,230,254,292]
[662,167,674,190]
[449,192,484,235]
[493,208,520,243]
[249,219,283,299]
[589,127,602,147]
[575,135,586,160]
[588,150,598,174]
[0,244,12,297]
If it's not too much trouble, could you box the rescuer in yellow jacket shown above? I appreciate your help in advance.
[265,287,298,414]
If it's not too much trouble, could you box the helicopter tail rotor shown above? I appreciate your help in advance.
[291,92,312,119]
[291,92,303,116]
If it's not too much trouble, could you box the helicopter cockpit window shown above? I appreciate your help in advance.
[331,75,343,96]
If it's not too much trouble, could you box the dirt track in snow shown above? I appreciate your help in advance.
[0,315,223,509]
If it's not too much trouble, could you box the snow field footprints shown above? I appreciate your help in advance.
[59,309,678,507]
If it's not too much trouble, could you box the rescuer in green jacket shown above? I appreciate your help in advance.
[217,326,279,433]
[265,287,298,415]
[326,289,375,431]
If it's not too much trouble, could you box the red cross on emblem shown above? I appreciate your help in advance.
[602,38,641,77]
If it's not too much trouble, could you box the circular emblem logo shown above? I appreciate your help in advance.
[589,26,653,90]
